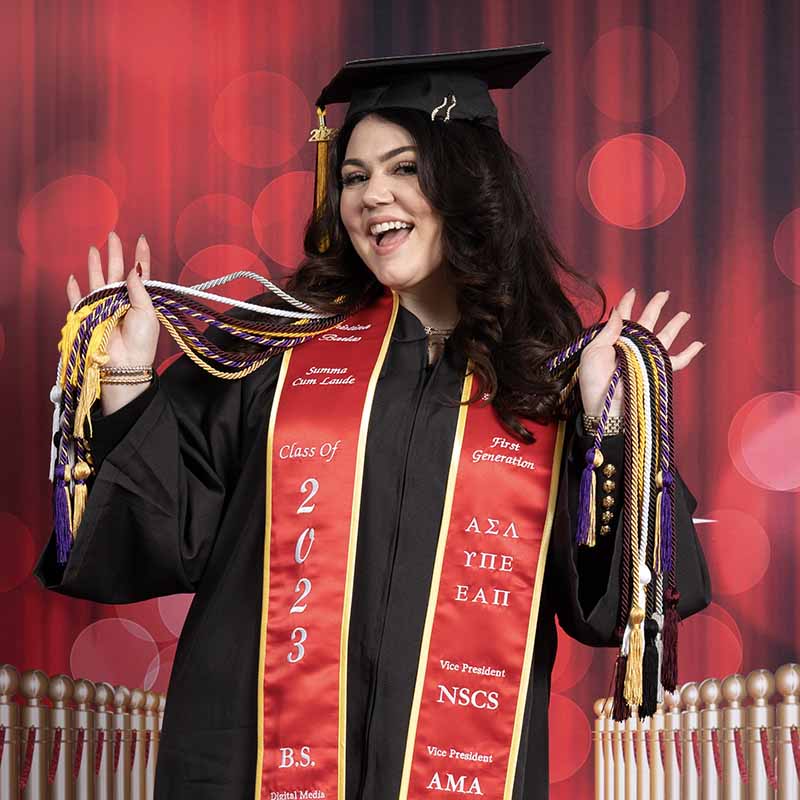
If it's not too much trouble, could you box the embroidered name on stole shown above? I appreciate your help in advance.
[255,292,564,800]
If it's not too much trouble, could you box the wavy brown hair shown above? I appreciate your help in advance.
[282,108,605,441]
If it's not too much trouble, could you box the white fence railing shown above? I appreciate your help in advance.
[593,665,800,800]
[0,664,164,800]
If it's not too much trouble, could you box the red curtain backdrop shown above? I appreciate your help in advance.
[1,0,798,794]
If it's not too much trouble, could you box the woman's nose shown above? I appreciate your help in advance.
[362,173,394,207]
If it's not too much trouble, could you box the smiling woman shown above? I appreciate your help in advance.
[37,44,710,800]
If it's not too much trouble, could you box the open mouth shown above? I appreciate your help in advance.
[370,221,415,252]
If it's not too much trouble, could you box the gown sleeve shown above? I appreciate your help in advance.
[34,337,281,604]
[546,415,712,648]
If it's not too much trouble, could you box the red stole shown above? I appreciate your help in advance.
[255,293,565,799]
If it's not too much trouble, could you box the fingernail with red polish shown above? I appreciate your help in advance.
[136,262,142,277]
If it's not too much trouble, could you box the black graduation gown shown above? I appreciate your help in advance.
[35,305,711,799]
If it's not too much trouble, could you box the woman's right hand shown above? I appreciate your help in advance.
[67,231,161,414]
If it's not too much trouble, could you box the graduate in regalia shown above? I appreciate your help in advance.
[36,45,711,799]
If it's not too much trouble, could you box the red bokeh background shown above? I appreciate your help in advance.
[1,1,799,795]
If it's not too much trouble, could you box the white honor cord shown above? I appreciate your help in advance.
[620,336,655,611]
[48,363,63,483]
[77,272,331,320]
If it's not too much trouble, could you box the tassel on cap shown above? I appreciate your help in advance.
[309,106,337,253]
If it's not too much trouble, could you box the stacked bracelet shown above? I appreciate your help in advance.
[583,413,624,436]
[99,365,154,385]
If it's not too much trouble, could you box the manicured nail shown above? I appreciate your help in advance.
[138,233,146,241]
[136,262,143,277]
[68,273,74,284]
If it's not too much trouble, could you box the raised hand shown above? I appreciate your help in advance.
[578,289,705,418]
[66,231,161,414]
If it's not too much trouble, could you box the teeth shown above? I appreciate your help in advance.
[370,220,412,236]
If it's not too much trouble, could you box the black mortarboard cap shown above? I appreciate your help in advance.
[315,43,551,130]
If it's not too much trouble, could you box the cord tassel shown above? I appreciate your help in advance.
[70,462,92,535]
[612,654,631,721]
[624,607,645,707]
[659,470,674,574]
[639,617,660,718]
[53,464,73,563]
[661,587,680,691]
[576,447,602,546]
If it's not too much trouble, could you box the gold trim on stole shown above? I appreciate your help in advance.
[254,293,399,800]
[255,350,292,800]
[337,293,399,797]
[397,410,567,800]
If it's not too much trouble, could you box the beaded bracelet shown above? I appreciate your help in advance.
[583,413,624,436]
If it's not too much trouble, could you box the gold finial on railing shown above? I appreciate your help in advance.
[775,664,800,798]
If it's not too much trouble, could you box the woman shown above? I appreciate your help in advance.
[38,46,710,799]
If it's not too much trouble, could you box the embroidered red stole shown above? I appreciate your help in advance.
[255,293,564,800]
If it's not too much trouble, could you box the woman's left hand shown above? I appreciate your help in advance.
[578,288,705,418]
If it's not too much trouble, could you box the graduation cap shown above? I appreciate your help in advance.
[308,43,552,249]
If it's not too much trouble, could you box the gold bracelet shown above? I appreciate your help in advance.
[99,364,154,376]
[100,374,154,385]
[583,413,624,436]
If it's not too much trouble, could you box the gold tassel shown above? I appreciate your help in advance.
[624,607,645,706]
[70,461,92,535]
[308,106,337,253]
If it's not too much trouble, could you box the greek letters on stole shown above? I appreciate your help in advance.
[255,292,565,800]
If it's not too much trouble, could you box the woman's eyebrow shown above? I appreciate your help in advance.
[341,145,417,170]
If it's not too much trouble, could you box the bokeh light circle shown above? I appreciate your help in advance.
[586,135,686,229]
[548,693,592,783]
[728,392,800,491]
[112,598,178,644]
[158,594,193,638]
[552,624,594,691]
[699,509,770,595]
[583,26,680,122]
[252,171,315,269]
[70,619,159,690]
[213,72,310,168]
[175,194,262,264]
[678,606,743,681]
[17,175,119,280]
[147,643,179,695]
[177,244,272,311]
[773,208,800,285]
[0,512,36,592]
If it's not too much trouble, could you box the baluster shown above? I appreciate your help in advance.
[129,690,146,800]
[681,683,700,800]
[721,674,747,800]
[636,708,650,800]
[746,669,776,800]
[648,702,665,800]
[20,669,49,800]
[625,708,639,799]
[94,683,114,800]
[663,689,682,800]
[775,663,799,800]
[603,698,615,800]
[0,665,20,798]
[73,679,96,800]
[156,695,165,734]
[49,674,75,800]
[594,698,607,800]
[143,692,159,800]
[699,678,721,800]
[614,708,626,800]
[112,686,131,800]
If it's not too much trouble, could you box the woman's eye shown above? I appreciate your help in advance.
[395,161,417,175]
[341,173,366,187]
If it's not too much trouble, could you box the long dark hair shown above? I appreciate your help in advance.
[285,108,605,441]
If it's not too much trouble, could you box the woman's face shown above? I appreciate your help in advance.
[339,115,444,292]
